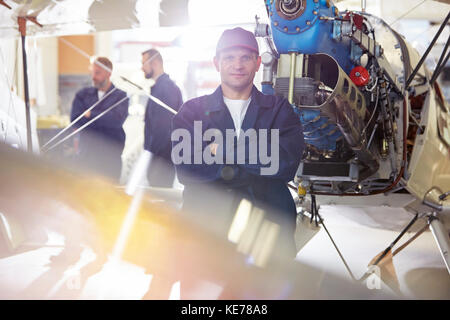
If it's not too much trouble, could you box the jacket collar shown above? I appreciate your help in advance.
[93,82,115,96]
[153,73,169,88]
[105,83,116,94]
[205,85,272,113]
[205,85,273,132]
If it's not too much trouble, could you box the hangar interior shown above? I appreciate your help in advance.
[0,0,449,300]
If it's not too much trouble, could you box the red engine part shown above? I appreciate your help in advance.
[350,66,370,86]
[343,12,364,30]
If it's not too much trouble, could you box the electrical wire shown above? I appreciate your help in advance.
[362,85,380,135]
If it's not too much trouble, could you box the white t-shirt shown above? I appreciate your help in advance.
[223,96,251,138]
[98,90,106,100]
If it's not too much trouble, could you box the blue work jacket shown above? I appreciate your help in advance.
[144,73,183,160]
[70,83,129,153]
[172,85,305,217]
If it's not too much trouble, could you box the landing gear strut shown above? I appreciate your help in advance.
[428,213,450,274]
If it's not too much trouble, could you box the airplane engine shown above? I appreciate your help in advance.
[273,53,379,183]
[259,0,417,194]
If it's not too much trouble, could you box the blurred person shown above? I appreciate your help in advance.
[172,27,305,268]
[70,56,129,182]
[141,49,183,187]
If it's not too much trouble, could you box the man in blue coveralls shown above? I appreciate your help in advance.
[172,28,305,266]
[141,49,183,187]
[70,56,129,182]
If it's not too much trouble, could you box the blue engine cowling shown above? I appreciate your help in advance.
[266,0,355,73]
[266,0,358,153]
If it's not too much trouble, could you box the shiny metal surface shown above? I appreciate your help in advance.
[0,0,158,38]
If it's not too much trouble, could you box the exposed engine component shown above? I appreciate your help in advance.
[276,0,306,20]
[274,52,379,186]
[350,66,370,87]
[260,0,422,194]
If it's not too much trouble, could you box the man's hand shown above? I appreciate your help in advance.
[84,110,91,118]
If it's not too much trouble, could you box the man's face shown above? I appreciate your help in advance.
[141,53,154,79]
[214,47,261,93]
[91,63,110,89]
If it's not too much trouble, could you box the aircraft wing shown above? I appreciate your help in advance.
[0,0,158,38]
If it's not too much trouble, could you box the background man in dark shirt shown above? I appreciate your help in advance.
[141,49,183,187]
[70,56,129,182]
